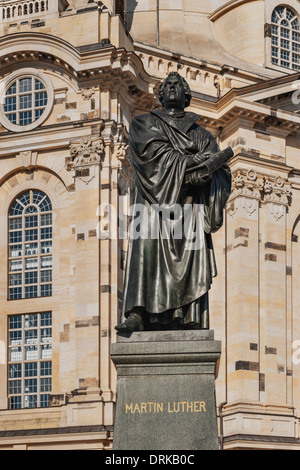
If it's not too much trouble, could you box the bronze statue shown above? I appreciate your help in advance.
[115,72,232,333]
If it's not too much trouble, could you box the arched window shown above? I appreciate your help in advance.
[8,190,53,300]
[271,6,300,70]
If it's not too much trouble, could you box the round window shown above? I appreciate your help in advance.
[0,69,53,132]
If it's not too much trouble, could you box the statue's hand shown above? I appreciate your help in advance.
[193,153,209,164]
[185,171,211,186]
[185,153,208,169]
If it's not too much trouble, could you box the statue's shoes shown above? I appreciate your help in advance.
[115,313,144,332]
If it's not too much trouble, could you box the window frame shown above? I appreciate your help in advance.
[268,5,300,72]
[0,69,53,132]
[8,189,53,301]
[7,312,52,410]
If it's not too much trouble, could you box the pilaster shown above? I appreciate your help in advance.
[97,120,131,425]
[223,157,293,435]
[64,133,105,398]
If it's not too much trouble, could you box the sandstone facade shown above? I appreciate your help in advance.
[0,0,299,450]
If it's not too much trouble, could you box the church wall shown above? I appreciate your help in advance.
[208,101,300,446]
[212,1,265,66]
[0,7,133,52]
[0,1,299,451]
[0,11,142,444]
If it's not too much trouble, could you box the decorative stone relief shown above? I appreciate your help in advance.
[229,169,291,204]
[261,175,291,206]
[81,88,95,100]
[116,143,133,195]
[66,135,105,185]
[227,169,292,219]
[229,169,261,201]
[98,120,133,194]
[227,197,258,219]
[242,198,257,217]
[70,136,105,166]
[114,142,129,168]
[112,129,133,195]
[269,203,285,221]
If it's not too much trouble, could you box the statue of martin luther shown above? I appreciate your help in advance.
[115,72,233,333]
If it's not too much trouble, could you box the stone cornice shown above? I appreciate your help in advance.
[189,72,300,132]
[229,153,294,175]
[0,32,157,93]
[0,32,159,117]
[0,32,82,71]
[196,100,300,134]
[218,72,300,104]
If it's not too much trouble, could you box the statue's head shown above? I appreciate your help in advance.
[159,72,192,110]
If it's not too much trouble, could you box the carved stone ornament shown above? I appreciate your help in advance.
[114,142,130,167]
[104,122,133,194]
[66,136,105,185]
[269,203,285,221]
[229,169,292,206]
[67,136,105,169]
[114,142,134,195]
[81,88,95,100]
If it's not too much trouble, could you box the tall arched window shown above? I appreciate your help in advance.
[8,190,52,300]
[271,6,300,70]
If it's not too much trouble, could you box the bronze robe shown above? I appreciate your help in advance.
[121,109,231,329]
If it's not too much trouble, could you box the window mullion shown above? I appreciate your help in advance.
[31,77,34,124]
[21,314,24,408]
[8,313,52,409]
[22,210,25,299]
[8,191,52,300]
[3,75,48,129]
[38,206,40,297]
[37,314,40,407]
[16,79,20,125]
[272,7,300,71]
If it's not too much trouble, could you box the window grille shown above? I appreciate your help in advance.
[8,312,52,409]
[3,77,48,127]
[8,190,52,300]
[271,6,300,70]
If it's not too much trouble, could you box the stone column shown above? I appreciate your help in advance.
[111,330,221,450]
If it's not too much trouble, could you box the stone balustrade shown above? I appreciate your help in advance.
[1,0,48,21]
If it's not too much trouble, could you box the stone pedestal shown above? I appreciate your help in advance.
[111,330,221,450]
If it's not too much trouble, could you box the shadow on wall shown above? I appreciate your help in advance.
[125,0,138,31]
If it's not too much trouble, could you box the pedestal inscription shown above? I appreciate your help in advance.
[111,330,221,450]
